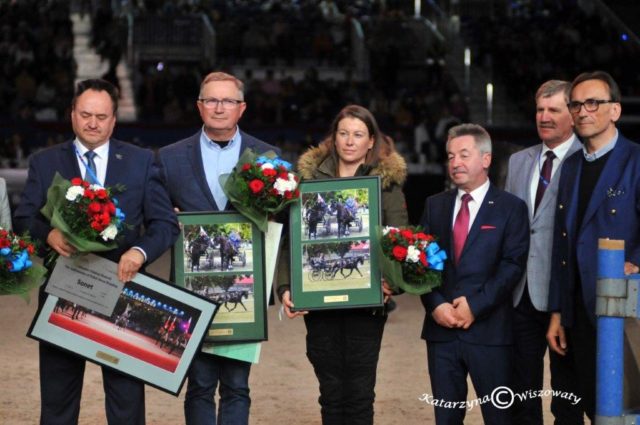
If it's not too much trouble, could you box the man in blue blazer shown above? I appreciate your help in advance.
[420,123,529,425]
[158,71,279,425]
[13,79,179,425]
[504,80,582,424]
[547,71,640,421]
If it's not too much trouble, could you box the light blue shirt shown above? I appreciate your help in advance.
[200,127,243,210]
[583,129,618,162]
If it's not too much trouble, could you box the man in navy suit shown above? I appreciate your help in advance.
[14,79,179,425]
[547,71,640,421]
[420,123,529,425]
[158,71,279,425]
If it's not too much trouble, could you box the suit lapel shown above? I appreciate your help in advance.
[442,190,456,255]
[523,147,539,221]
[61,141,83,178]
[580,137,630,233]
[189,137,218,210]
[104,140,126,186]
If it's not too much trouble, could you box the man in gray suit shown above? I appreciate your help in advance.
[505,80,582,424]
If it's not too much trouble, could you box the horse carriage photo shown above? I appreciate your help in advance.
[307,255,366,281]
[304,196,364,239]
[187,232,247,272]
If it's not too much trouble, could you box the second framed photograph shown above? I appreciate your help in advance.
[289,176,383,311]
[174,212,267,343]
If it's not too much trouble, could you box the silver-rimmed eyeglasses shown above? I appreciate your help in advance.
[567,99,615,113]
[198,98,244,109]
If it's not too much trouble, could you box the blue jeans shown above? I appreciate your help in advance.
[184,352,251,425]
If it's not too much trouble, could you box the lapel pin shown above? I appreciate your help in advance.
[488,201,494,205]
[116,153,123,160]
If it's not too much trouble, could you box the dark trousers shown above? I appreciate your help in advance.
[512,289,585,425]
[184,352,252,425]
[426,339,512,425]
[304,309,387,425]
[549,295,595,424]
[39,342,145,425]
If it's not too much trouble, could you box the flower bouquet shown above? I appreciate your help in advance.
[0,227,47,301]
[220,148,300,232]
[377,226,447,295]
[40,173,126,255]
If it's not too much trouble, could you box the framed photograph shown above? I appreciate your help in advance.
[289,176,383,310]
[174,212,267,343]
[28,271,217,396]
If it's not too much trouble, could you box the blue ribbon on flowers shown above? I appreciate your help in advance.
[255,155,292,171]
[1,249,33,272]
[426,242,447,271]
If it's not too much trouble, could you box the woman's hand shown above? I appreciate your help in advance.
[282,290,308,319]
[382,279,394,303]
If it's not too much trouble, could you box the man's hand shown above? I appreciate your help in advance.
[281,290,308,319]
[624,261,639,275]
[452,296,475,329]
[431,303,463,328]
[46,228,76,257]
[118,249,145,283]
[546,312,567,356]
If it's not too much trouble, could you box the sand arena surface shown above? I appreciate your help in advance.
[0,251,553,424]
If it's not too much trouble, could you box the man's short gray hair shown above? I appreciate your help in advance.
[446,123,492,154]
[535,80,571,104]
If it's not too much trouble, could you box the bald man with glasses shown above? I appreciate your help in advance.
[547,70,640,422]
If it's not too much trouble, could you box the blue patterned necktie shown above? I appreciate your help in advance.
[84,151,100,184]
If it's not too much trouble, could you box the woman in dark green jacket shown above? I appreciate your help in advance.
[278,105,409,425]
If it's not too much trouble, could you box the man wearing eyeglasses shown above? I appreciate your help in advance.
[505,80,581,425]
[158,71,279,425]
[547,70,640,421]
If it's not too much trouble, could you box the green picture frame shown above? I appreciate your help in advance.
[174,212,267,343]
[289,176,383,311]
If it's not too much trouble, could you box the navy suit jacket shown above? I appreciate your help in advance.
[13,139,179,264]
[157,130,280,212]
[420,184,529,345]
[549,134,640,327]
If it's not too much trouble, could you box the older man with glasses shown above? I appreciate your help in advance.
[158,71,280,425]
[547,70,640,422]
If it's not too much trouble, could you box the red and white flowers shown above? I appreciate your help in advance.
[378,226,447,295]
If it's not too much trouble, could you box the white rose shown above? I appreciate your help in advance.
[273,177,293,195]
[65,186,85,201]
[100,224,119,241]
[406,245,420,263]
[382,226,397,236]
[260,162,275,170]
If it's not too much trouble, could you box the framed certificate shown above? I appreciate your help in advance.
[289,176,383,310]
[174,212,267,343]
[28,269,217,396]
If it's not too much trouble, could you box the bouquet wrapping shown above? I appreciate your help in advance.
[0,227,47,301]
[377,226,447,295]
[40,172,126,253]
[220,149,299,232]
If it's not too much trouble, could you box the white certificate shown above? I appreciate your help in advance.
[45,254,124,316]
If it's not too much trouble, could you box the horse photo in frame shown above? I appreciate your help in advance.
[289,176,383,311]
[175,212,267,343]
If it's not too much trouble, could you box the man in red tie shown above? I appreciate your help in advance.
[419,123,530,425]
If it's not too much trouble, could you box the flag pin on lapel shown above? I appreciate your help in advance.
[488,201,494,205]
[116,153,123,160]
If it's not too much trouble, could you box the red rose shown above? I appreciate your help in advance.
[420,250,428,267]
[82,181,90,188]
[293,189,300,197]
[392,245,407,261]
[91,221,104,231]
[279,172,289,180]
[88,202,102,214]
[262,168,277,177]
[100,212,111,225]
[84,189,95,199]
[0,230,7,237]
[242,163,251,172]
[415,232,429,240]
[27,244,35,255]
[0,238,9,248]
[106,202,116,214]
[284,190,292,199]
[400,229,414,243]
[248,179,265,194]
[95,189,108,200]
[71,177,83,186]
[18,240,26,248]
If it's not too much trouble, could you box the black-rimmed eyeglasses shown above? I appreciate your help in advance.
[567,99,616,113]
[198,98,244,109]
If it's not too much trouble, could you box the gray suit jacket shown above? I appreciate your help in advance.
[504,136,582,311]
[0,177,11,230]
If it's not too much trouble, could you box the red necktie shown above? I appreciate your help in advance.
[534,150,556,213]
[453,193,472,264]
